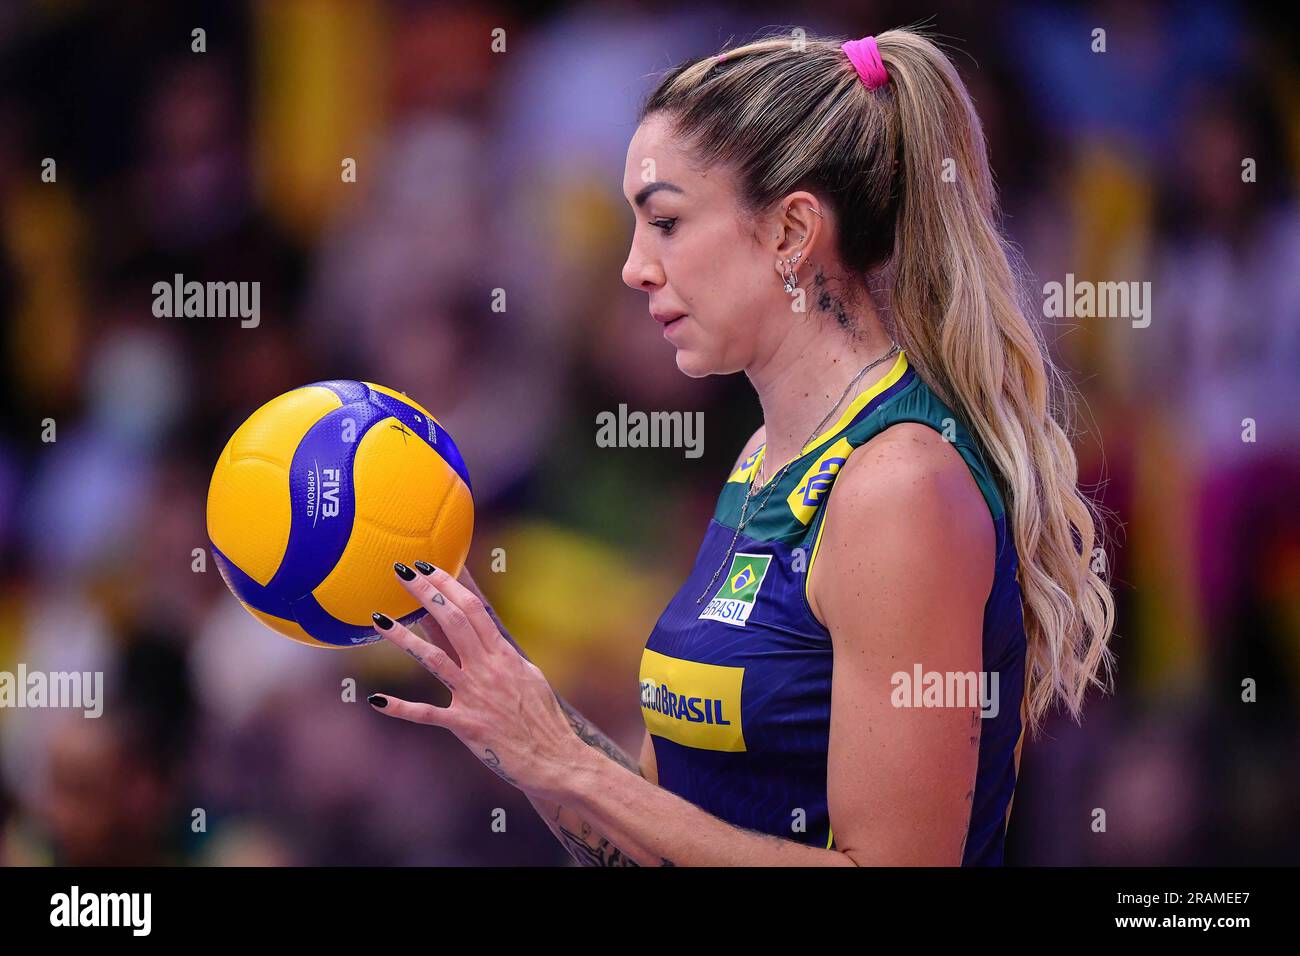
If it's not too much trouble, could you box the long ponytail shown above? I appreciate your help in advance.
[875,30,1115,735]
[641,26,1117,737]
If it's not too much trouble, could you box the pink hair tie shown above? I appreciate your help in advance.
[842,36,888,91]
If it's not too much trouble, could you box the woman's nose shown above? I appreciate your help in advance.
[621,240,663,292]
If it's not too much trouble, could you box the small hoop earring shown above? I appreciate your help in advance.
[781,256,801,295]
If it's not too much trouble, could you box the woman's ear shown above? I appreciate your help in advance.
[773,191,825,266]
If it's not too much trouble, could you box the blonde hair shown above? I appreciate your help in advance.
[641,27,1116,738]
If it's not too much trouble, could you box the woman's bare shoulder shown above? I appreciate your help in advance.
[808,421,994,626]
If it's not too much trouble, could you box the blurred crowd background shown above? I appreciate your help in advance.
[0,0,1297,865]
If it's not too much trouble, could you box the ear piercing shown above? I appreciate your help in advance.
[778,232,809,294]
[781,251,803,294]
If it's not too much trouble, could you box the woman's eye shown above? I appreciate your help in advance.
[650,217,677,234]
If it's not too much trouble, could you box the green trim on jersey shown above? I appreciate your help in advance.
[715,356,1007,550]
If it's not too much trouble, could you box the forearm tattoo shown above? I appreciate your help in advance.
[559,698,642,776]
[557,820,640,867]
[554,816,675,867]
[482,747,518,787]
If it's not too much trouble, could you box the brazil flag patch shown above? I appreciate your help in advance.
[698,553,772,627]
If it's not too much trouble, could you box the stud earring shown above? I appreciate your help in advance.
[781,253,803,294]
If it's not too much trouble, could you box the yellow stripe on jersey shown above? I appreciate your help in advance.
[802,349,909,455]
[800,351,911,609]
[804,504,833,625]
[727,444,766,484]
[726,352,908,489]
[786,436,853,526]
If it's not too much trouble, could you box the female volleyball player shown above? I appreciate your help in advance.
[365,28,1116,865]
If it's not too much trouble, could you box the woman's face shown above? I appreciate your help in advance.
[620,114,777,378]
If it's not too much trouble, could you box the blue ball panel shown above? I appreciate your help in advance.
[263,401,385,607]
[288,593,427,647]
[211,544,293,619]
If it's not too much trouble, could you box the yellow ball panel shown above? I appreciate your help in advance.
[313,416,471,625]
[353,416,457,536]
[207,385,343,587]
[315,520,428,625]
[208,457,291,587]
[429,474,474,576]
[227,385,342,468]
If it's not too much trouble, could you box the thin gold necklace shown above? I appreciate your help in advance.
[695,341,899,604]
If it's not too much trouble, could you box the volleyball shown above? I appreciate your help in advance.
[206,381,474,648]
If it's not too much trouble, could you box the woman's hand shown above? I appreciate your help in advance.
[417,565,532,664]
[366,561,584,801]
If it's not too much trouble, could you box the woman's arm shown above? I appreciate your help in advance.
[541,423,993,864]
[433,427,751,864]
[436,566,649,865]
[810,423,993,864]
[526,729,656,866]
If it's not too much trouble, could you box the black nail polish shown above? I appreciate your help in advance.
[394,562,416,581]
[414,560,437,575]
[368,694,388,708]
[372,612,394,630]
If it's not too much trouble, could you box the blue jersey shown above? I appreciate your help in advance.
[640,350,1027,864]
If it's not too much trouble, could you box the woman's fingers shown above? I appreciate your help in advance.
[414,615,449,647]
[371,611,466,691]
[392,562,487,663]
[367,692,455,728]
[400,561,505,656]
[368,613,464,729]
[456,564,483,603]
